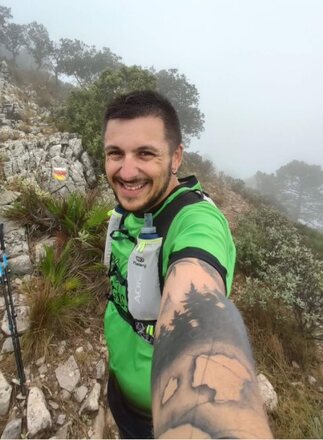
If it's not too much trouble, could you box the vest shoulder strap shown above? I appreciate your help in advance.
[154,189,205,292]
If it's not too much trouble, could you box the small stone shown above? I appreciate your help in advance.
[292,361,300,369]
[308,375,317,385]
[1,337,14,354]
[1,306,30,335]
[95,359,106,380]
[36,356,45,366]
[86,342,93,352]
[76,346,84,353]
[291,381,303,387]
[16,393,26,400]
[49,400,59,410]
[53,422,70,439]
[0,371,12,416]
[79,382,101,414]
[55,355,80,392]
[73,385,88,403]
[84,328,91,334]
[1,418,22,439]
[57,414,66,425]
[39,364,48,374]
[60,389,71,401]
[257,373,278,412]
[58,341,67,356]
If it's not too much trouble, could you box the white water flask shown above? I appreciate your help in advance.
[128,213,162,321]
[104,206,123,268]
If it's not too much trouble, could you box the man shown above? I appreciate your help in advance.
[103,90,272,439]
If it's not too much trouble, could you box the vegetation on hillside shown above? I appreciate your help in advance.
[3,179,112,358]
[233,205,323,438]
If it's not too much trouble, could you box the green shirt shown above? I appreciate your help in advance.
[104,176,236,412]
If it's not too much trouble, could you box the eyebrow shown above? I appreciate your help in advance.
[105,144,160,153]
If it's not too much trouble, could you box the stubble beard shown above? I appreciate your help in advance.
[110,163,173,214]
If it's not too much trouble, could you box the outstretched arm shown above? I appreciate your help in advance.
[152,258,272,439]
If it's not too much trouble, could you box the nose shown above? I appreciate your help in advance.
[118,155,138,181]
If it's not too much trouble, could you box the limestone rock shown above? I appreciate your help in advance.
[7,255,32,275]
[0,370,12,416]
[0,190,20,206]
[27,387,52,437]
[95,359,106,380]
[1,305,30,336]
[91,405,106,439]
[1,417,22,439]
[55,355,80,393]
[80,382,101,414]
[57,414,66,425]
[257,373,278,412]
[52,422,70,439]
[60,389,71,401]
[1,337,14,354]
[308,375,317,385]
[73,385,88,403]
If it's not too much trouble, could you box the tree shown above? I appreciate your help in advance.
[56,65,156,169]
[275,161,323,226]
[48,40,65,85]
[57,38,121,87]
[154,68,205,146]
[26,21,52,69]
[0,5,12,43]
[3,23,27,63]
[254,161,323,229]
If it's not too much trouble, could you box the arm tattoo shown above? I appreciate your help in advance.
[152,260,272,439]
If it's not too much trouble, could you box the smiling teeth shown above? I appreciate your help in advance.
[123,183,145,191]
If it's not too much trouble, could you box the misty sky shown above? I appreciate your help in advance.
[3,0,323,178]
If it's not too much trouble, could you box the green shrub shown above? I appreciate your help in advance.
[235,207,323,332]
[22,244,91,359]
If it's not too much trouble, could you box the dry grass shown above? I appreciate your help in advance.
[21,277,91,361]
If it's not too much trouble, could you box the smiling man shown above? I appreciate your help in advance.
[103,90,272,439]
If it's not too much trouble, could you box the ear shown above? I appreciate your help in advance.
[171,144,183,172]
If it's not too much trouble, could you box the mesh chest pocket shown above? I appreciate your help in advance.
[127,237,163,321]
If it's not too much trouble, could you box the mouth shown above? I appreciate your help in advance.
[115,179,149,197]
[120,181,146,191]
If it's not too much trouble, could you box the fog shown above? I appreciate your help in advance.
[3,0,323,179]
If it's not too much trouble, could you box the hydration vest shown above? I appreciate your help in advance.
[105,187,207,344]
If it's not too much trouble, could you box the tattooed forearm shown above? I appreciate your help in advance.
[152,258,272,439]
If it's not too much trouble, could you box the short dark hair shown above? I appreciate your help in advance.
[104,90,182,153]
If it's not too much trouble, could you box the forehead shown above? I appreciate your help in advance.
[104,116,167,146]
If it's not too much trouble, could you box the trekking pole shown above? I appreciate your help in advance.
[0,223,26,395]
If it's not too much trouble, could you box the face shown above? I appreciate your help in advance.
[104,116,183,213]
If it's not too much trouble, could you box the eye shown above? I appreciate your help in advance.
[138,150,155,159]
[106,150,123,160]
